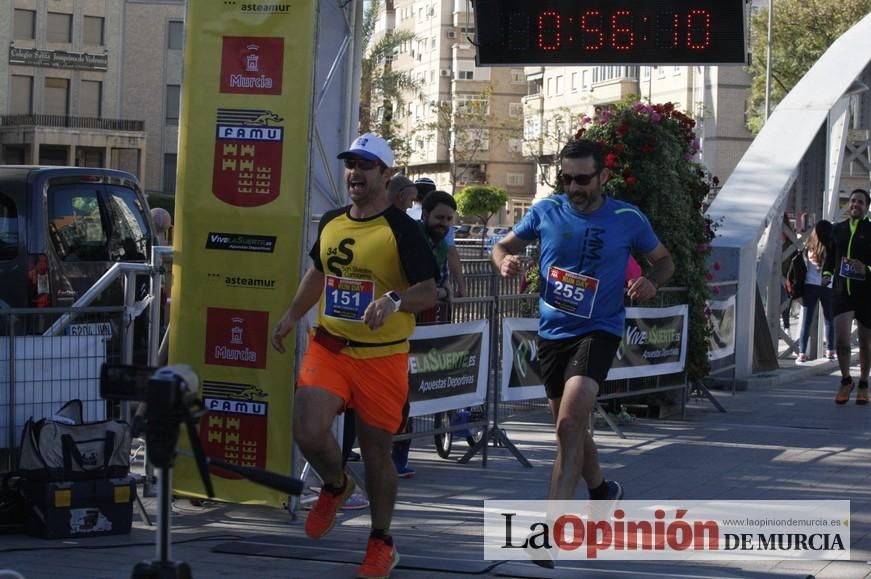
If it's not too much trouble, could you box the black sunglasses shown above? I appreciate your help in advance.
[343,158,381,171]
[560,169,601,186]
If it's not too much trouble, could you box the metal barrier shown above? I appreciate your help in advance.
[0,248,170,472]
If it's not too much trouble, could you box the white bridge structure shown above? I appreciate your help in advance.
[709,12,871,380]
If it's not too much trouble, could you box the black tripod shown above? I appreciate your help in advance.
[101,365,303,579]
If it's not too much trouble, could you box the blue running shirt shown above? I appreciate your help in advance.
[514,195,660,339]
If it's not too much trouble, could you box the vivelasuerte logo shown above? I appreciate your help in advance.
[206,232,276,253]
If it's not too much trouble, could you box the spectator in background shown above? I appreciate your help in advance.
[151,207,173,338]
[151,207,172,246]
[796,220,835,364]
[387,175,417,212]
[412,177,466,297]
[823,189,871,405]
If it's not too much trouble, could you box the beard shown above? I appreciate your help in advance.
[427,225,449,241]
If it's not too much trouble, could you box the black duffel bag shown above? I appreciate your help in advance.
[17,400,130,482]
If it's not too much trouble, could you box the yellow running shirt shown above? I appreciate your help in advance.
[309,205,437,358]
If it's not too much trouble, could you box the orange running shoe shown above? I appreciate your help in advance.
[356,536,399,579]
[305,475,355,539]
[857,381,869,406]
[835,377,853,405]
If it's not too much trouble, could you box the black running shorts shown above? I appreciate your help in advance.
[537,331,622,400]
[833,292,871,329]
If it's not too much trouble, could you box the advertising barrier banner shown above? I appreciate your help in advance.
[168,1,315,505]
[706,295,736,361]
[501,305,688,402]
[407,320,489,417]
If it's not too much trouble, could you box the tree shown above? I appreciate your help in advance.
[454,185,509,228]
[747,0,871,133]
[359,0,420,152]
[522,106,586,193]
[422,85,521,193]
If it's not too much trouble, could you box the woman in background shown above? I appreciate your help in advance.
[797,220,835,363]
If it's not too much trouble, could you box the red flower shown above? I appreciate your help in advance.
[640,144,654,155]
[713,287,720,295]
[706,272,714,281]
[605,153,620,168]
[616,123,630,136]
[713,262,721,271]
[625,176,637,187]
[612,144,625,153]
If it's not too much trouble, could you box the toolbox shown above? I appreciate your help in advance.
[21,477,136,539]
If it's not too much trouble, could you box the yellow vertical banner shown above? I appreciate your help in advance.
[168,1,315,505]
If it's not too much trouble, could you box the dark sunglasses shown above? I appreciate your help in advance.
[343,158,381,171]
[560,170,601,186]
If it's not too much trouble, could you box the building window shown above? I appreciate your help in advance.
[13,9,35,40]
[642,66,651,79]
[510,69,525,83]
[166,85,181,124]
[581,70,590,91]
[509,102,523,118]
[456,95,489,114]
[163,154,178,193]
[571,72,578,92]
[168,20,184,49]
[506,173,524,186]
[555,75,564,95]
[83,16,104,46]
[80,80,102,118]
[457,70,473,80]
[47,12,73,43]
[11,75,33,115]
[44,78,70,115]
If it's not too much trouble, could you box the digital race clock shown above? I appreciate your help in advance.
[474,0,748,66]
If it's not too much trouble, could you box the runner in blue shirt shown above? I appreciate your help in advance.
[493,139,673,565]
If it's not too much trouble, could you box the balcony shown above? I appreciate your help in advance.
[0,115,144,132]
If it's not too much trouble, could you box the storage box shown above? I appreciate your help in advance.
[22,477,135,539]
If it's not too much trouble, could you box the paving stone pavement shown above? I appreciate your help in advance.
[2,359,870,578]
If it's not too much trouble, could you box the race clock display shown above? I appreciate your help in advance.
[474,0,747,65]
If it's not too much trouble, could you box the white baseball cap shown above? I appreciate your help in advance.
[337,133,394,167]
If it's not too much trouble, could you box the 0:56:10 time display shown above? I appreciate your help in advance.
[530,9,713,52]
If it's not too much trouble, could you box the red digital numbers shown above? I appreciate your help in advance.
[535,8,712,52]
[687,9,711,50]
[538,11,561,51]
[580,11,603,50]
[611,10,634,51]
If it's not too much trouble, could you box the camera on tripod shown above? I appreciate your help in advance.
[101,364,201,473]
[99,364,302,579]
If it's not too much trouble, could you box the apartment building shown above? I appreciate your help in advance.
[1,1,146,176]
[382,0,536,224]
[522,64,755,200]
[119,0,184,196]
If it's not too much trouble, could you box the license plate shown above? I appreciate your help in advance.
[66,322,113,338]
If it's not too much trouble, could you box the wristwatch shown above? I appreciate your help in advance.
[384,291,401,312]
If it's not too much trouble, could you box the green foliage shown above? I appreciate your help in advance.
[748,0,871,132]
[454,184,509,225]
[359,0,419,152]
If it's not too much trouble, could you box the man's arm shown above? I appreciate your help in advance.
[271,267,325,353]
[492,232,532,277]
[626,243,674,301]
[446,246,466,297]
[362,279,437,330]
